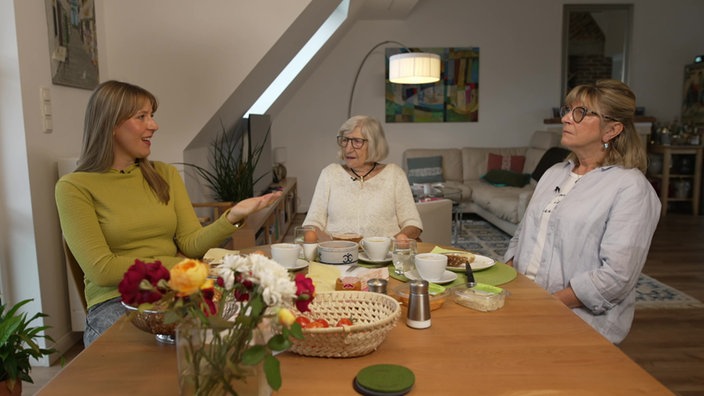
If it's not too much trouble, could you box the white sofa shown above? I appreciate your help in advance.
[403,131,564,236]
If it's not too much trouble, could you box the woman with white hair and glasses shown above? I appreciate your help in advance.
[504,80,660,344]
[303,115,422,241]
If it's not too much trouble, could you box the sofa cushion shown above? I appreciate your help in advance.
[407,156,444,183]
[531,147,571,181]
[403,149,463,183]
[468,181,531,224]
[482,169,531,187]
[487,153,526,173]
[461,147,528,181]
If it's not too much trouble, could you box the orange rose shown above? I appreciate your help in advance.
[169,259,209,296]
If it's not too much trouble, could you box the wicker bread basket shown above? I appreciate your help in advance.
[290,291,401,358]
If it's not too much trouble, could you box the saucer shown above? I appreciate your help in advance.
[404,270,457,285]
[359,252,392,264]
[283,259,309,272]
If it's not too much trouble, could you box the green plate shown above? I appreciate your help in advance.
[355,364,415,395]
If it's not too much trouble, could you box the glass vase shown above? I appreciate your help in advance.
[176,319,271,396]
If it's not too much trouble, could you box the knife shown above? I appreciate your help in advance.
[465,262,475,285]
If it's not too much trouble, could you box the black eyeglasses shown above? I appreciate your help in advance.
[560,105,619,123]
[337,136,368,149]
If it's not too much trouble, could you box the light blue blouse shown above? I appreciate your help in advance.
[505,160,661,343]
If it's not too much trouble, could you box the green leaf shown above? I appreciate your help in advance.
[263,354,282,390]
[267,334,291,352]
[241,345,267,365]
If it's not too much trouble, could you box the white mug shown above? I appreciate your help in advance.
[414,253,447,282]
[302,243,318,261]
[270,243,301,268]
[361,236,391,261]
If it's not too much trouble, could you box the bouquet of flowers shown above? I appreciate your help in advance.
[118,253,315,395]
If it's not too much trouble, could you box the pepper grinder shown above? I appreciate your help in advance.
[406,280,431,329]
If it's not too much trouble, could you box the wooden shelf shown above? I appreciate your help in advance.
[648,145,702,216]
[229,178,297,249]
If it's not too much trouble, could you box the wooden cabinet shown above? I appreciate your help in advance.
[648,145,702,216]
[229,178,297,249]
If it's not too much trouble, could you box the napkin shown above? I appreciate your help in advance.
[203,248,239,264]
[307,262,389,292]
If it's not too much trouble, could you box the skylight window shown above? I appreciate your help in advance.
[244,0,349,118]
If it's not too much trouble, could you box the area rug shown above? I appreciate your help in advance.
[453,217,704,310]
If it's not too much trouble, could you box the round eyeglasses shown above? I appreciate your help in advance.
[560,105,619,124]
[337,136,368,149]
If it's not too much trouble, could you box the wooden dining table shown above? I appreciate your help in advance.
[38,243,673,395]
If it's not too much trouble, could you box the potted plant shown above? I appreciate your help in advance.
[180,119,270,203]
[0,299,56,396]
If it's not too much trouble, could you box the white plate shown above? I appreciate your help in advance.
[446,254,496,272]
[358,251,392,264]
[282,259,309,272]
[404,270,457,285]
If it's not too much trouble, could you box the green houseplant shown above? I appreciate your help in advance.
[0,299,56,395]
[180,120,270,203]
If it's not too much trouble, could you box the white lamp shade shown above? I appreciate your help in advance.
[388,52,441,84]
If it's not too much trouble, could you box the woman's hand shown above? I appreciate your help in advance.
[226,191,282,225]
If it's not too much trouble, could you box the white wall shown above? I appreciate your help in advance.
[273,0,704,212]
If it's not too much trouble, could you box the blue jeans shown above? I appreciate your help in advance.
[84,297,125,347]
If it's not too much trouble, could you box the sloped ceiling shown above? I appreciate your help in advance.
[357,0,419,19]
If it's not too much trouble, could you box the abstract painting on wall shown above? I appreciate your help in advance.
[45,0,99,90]
[385,47,479,123]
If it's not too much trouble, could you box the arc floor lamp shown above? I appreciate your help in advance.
[347,40,441,118]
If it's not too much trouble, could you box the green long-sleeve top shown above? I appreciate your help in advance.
[55,161,238,309]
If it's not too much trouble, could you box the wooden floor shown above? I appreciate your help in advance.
[618,214,704,396]
[25,214,704,395]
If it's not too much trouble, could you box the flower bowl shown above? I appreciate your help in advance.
[289,291,401,358]
[122,302,177,344]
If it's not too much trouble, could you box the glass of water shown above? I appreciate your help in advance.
[391,239,417,276]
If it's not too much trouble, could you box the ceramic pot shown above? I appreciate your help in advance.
[0,381,21,396]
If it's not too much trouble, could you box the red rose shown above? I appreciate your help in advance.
[294,273,315,313]
[119,260,170,306]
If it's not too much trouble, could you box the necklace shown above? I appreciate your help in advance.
[349,162,377,183]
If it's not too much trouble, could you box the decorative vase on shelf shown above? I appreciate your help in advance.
[176,319,272,396]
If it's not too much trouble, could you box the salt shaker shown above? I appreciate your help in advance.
[406,280,431,329]
[367,278,387,294]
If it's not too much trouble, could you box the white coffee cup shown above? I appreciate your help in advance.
[302,243,318,261]
[270,243,301,268]
[414,253,448,282]
[361,236,391,261]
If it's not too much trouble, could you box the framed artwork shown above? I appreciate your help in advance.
[682,62,704,125]
[45,0,99,90]
[385,47,479,123]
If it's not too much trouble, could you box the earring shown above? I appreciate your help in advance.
[602,142,610,150]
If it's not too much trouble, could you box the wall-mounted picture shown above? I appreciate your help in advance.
[682,62,704,125]
[385,47,479,123]
[45,0,99,90]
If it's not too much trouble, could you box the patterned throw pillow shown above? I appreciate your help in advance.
[407,156,444,184]
[487,153,526,173]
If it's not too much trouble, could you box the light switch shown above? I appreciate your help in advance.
[40,86,53,133]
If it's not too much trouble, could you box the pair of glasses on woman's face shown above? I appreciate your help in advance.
[337,135,368,149]
[560,105,619,124]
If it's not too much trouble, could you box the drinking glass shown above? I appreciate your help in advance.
[294,226,317,260]
[391,239,417,276]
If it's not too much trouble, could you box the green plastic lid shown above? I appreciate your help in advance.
[354,364,415,395]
